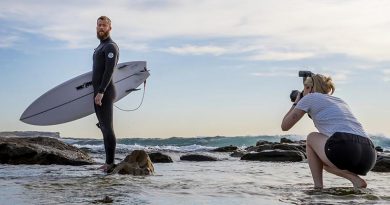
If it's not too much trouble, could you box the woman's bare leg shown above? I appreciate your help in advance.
[306,132,324,188]
[306,132,367,188]
[323,166,367,188]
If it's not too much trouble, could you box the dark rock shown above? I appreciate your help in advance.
[241,149,305,162]
[246,144,273,152]
[280,137,294,143]
[273,144,305,152]
[212,145,238,152]
[256,140,271,146]
[230,151,247,158]
[0,136,93,165]
[148,152,173,163]
[371,154,390,172]
[93,196,113,204]
[375,146,383,152]
[79,147,93,153]
[180,154,217,161]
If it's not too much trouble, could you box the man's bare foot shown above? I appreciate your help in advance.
[98,164,116,173]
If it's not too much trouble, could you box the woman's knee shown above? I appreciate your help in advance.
[306,132,321,145]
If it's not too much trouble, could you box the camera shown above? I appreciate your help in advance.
[298,70,314,79]
[290,71,314,102]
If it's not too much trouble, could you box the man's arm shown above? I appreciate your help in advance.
[98,43,119,94]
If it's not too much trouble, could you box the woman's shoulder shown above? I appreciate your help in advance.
[307,93,345,104]
[305,92,325,99]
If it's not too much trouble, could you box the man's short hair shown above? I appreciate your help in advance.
[97,16,111,25]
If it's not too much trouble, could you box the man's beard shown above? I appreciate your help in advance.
[97,30,110,40]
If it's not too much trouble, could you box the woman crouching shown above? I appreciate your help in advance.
[281,73,376,189]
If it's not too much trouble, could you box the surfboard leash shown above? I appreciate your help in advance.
[114,80,146,112]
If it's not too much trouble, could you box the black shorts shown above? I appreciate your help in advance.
[325,132,376,175]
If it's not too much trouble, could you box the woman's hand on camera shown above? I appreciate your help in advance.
[294,91,302,104]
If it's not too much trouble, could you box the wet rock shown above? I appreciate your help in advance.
[256,140,272,146]
[272,144,306,158]
[375,146,384,152]
[109,150,154,175]
[93,196,113,204]
[273,144,306,153]
[280,137,294,143]
[241,149,305,162]
[246,144,273,152]
[371,154,390,172]
[148,152,173,163]
[79,147,93,153]
[212,145,238,152]
[230,150,248,158]
[180,154,218,161]
[0,136,93,165]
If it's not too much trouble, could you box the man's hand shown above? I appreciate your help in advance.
[95,93,104,106]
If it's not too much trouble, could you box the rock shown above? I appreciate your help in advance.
[212,145,238,152]
[245,146,255,152]
[256,140,271,146]
[93,196,113,204]
[273,144,306,153]
[230,151,247,158]
[371,154,390,172]
[0,136,93,165]
[241,149,305,162]
[180,154,218,161]
[280,137,294,143]
[101,196,113,203]
[148,152,173,163]
[272,144,306,158]
[109,150,154,175]
[375,146,384,152]
[246,144,273,152]
[79,147,93,153]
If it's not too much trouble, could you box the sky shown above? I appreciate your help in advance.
[0,0,389,138]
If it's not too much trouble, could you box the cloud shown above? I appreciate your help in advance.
[326,71,350,84]
[1,0,390,61]
[251,70,296,77]
[0,35,21,48]
[163,45,228,56]
[247,51,316,61]
[384,69,390,82]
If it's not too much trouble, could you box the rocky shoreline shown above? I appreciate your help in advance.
[0,132,388,172]
[0,136,93,165]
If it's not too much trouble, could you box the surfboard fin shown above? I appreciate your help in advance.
[125,88,141,93]
[117,64,127,69]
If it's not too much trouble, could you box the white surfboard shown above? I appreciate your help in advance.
[20,61,150,125]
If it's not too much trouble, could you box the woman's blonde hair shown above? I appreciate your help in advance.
[304,74,335,94]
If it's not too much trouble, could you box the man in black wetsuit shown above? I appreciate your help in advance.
[92,16,119,172]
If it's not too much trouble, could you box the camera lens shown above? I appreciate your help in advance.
[290,90,299,102]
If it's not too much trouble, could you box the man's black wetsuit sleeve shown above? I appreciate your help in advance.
[98,43,119,93]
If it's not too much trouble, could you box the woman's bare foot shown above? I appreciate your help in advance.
[351,176,367,188]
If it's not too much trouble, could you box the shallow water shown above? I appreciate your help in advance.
[1,152,389,205]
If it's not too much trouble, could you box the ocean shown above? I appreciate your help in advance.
[1,135,389,204]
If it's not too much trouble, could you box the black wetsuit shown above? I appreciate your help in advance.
[92,36,119,164]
